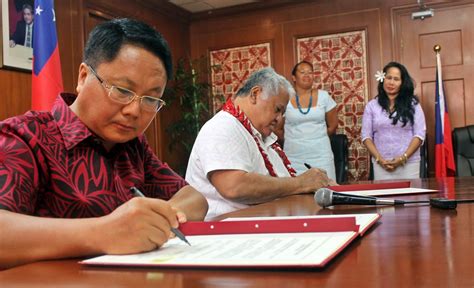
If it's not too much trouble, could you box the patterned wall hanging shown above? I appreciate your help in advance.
[297,30,370,181]
[209,43,271,112]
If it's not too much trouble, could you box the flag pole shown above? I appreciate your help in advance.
[434,44,443,133]
[433,43,456,178]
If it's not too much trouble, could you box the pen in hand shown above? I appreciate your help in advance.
[304,162,327,175]
[304,162,332,187]
[130,187,191,246]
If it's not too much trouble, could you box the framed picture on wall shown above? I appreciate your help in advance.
[1,0,34,70]
[209,42,272,113]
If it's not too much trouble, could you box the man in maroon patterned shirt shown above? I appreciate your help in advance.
[0,18,208,269]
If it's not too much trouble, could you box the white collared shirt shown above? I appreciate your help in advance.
[186,111,290,220]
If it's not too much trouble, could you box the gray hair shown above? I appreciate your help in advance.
[235,67,295,100]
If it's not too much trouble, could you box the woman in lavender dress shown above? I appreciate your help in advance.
[362,62,426,180]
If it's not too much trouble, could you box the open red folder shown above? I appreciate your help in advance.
[179,217,359,235]
[80,214,380,269]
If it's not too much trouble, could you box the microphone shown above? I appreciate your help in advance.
[314,188,473,210]
[314,188,427,208]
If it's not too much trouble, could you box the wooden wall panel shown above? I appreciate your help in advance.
[419,31,463,68]
[0,69,31,119]
[55,0,83,94]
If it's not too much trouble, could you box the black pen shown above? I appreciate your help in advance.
[130,187,191,246]
[304,162,328,175]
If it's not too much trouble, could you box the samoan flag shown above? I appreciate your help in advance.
[434,52,456,178]
[32,0,63,110]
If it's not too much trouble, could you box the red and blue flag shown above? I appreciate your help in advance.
[32,0,63,110]
[434,52,455,177]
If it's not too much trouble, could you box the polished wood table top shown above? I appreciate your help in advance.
[1,177,474,287]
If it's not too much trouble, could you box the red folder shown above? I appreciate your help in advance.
[81,214,380,269]
[179,217,359,235]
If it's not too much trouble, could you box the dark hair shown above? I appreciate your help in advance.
[83,18,172,81]
[22,4,33,12]
[377,62,419,127]
[291,60,313,76]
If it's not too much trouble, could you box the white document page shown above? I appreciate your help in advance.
[343,187,436,197]
[81,231,357,267]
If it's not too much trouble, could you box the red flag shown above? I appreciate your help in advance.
[32,0,63,110]
[434,52,455,177]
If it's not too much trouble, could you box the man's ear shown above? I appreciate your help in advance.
[76,63,89,94]
[249,86,262,104]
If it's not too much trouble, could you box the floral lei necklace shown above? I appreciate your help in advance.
[222,98,296,177]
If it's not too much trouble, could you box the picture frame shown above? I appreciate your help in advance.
[209,42,272,113]
[1,0,34,70]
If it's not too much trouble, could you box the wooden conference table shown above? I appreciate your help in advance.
[1,177,473,287]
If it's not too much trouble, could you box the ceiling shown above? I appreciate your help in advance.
[168,0,259,13]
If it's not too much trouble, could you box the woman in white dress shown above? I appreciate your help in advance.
[283,61,338,180]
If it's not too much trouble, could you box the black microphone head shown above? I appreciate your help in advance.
[314,188,333,208]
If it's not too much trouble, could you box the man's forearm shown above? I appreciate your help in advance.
[213,171,305,205]
[0,210,101,270]
[168,185,208,221]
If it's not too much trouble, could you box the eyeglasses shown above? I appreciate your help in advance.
[87,65,166,112]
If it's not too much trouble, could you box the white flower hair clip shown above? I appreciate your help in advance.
[375,70,385,83]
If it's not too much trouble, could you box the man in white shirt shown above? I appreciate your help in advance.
[186,67,332,219]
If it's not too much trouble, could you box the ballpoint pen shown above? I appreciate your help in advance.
[306,163,374,200]
[130,187,191,246]
[304,162,327,175]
